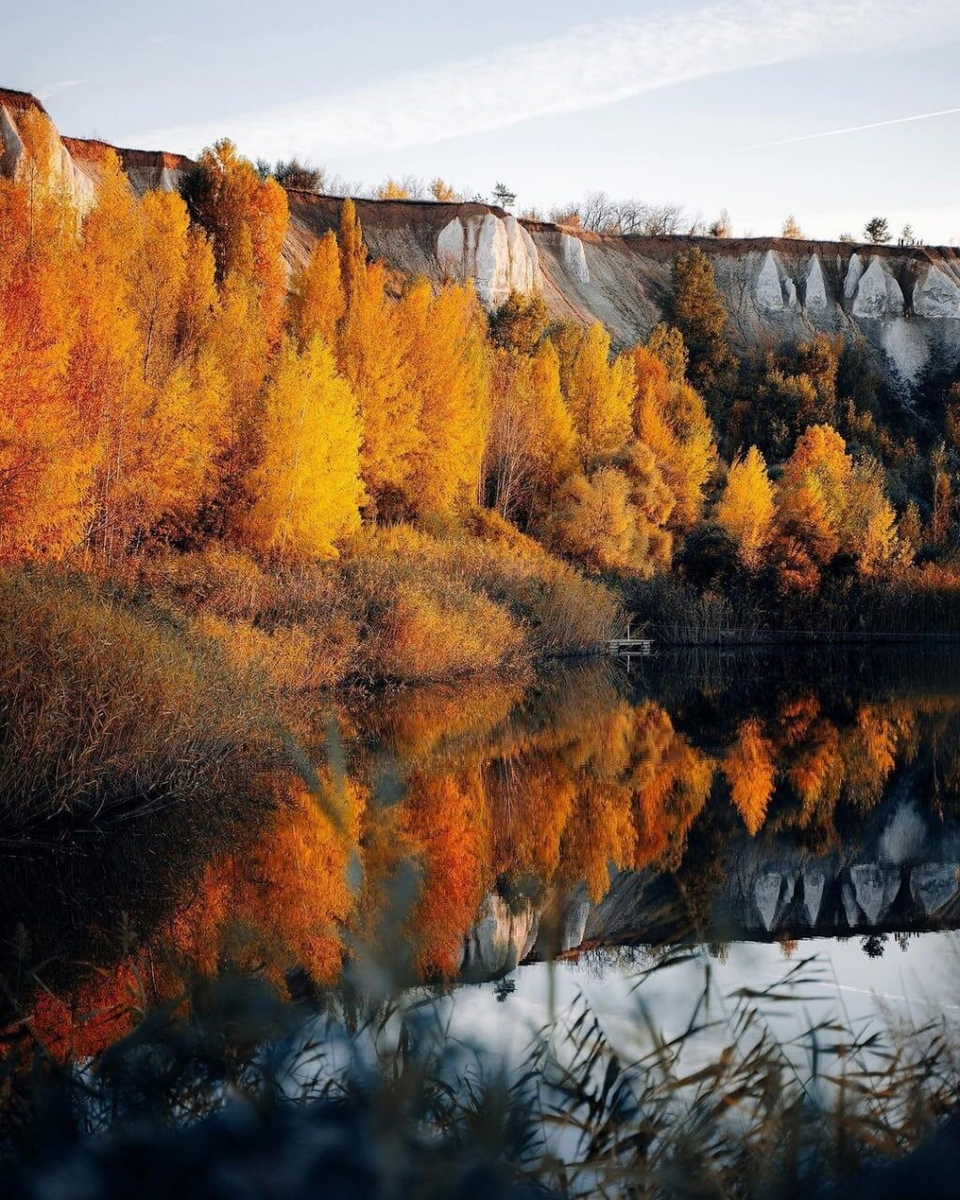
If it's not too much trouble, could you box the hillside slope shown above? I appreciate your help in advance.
[5,85,960,390]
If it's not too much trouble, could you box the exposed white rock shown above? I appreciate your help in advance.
[881,318,929,384]
[755,873,782,930]
[914,266,960,318]
[436,213,539,306]
[756,250,785,311]
[519,223,541,290]
[849,864,900,925]
[436,217,465,278]
[910,864,959,915]
[805,256,828,310]
[784,277,798,308]
[475,213,511,306]
[561,232,590,284]
[0,103,25,179]
[804,869,825,925]
[853,259,904,318]
[563,899,591,951]
[503,214,539,292]
[844,253,865,301]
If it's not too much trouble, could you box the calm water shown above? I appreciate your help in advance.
[6,646,960,1055]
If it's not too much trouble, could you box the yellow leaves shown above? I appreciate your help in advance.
[716,446,775,569]
[775,425,898,581]
[400,770,489,974]
[338,197,366,304]
[544,450,674,578]
[288,231,344,350]
[399,278,490,517]
[632,344,717,530]
[183,139,289,344]
[562,322,633,461]
[486,341,575,521]
[429,177,461,202]
[242,336,363,562]
[339,260,421,508]
[545,468,641,573]
[374,176,412,199]
[173,777,363,985]
[0,158,94,558]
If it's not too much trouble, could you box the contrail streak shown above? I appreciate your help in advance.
[746,106,960,149]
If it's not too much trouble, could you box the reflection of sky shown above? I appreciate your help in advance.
[441,933,960,1073]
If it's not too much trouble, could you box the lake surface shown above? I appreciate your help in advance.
[6,646,960,1057]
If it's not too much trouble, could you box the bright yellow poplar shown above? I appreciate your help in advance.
[243,336,363,561]
[715,446,775,568]
[399,279,490,516]
[288,231,345,349]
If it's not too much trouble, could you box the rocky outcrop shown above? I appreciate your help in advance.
[804,255,828,310]
[459,893,540,981]
[0,87,192,215]
[851,258,904,319]
[914,265,960,318]
[435,212,539,304]
[561,231,590,284]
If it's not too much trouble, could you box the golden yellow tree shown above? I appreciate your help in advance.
[559,322,633,462]
[715,446,775,569]
[544,466,669,575]
[287,231,344,350]
[397,279,490,516]
[633,344,717,530]
[242,336,363,561]
[724,717,776,835]
[486,341,577,520]
[338,197,366,305]
[0,113,95,558]
[339,259,420,512]
[182,139,288,343]
[776,424,853,568]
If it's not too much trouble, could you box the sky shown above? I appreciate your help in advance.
[7,0,960,242]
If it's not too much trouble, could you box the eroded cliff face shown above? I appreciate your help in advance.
[287,195,960,392]
[6,85,960,391]
[0,87,193,213]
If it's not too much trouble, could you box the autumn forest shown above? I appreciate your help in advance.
[6,50,960,1196]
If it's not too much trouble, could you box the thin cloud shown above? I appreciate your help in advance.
[125,0,960,160]
[38,79,89,101]
[745,106,960,150]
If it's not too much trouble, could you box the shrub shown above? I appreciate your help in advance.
[0,569,274,827]
[372,581,523,683]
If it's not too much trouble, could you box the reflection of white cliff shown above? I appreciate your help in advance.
[459,801,960,979]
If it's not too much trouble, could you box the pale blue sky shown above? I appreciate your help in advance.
[7,0,960,242]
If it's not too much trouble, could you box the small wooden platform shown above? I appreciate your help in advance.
[608,637,653,654]
[608,621,653,655]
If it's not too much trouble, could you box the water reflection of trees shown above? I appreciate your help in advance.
[14,654,960,1053]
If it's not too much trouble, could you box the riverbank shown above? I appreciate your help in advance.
[0,519,618,830]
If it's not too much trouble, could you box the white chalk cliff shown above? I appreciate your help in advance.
[561,232,590,284]
[436,212,539,305]
[914,265,960,318]
[7,83,960,395]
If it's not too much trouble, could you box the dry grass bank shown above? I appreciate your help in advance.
[0,570,275,828]
[126,517,619,689]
